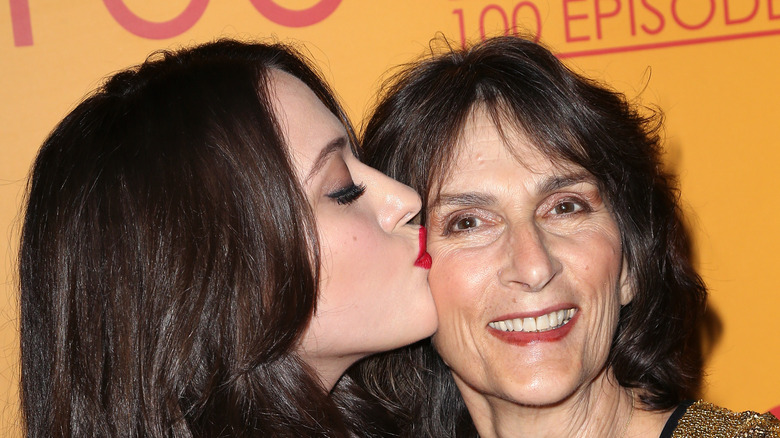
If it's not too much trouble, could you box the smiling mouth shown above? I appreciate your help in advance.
[488,308,577,333]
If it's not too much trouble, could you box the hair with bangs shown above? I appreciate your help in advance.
[20,39,393,437]
[360,35,707,437]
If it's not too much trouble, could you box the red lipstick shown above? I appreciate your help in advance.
[414,226,432,269]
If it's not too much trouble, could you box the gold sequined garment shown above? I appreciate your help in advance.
[671,400,780,437]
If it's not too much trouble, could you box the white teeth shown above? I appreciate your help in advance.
[536,314,550,331]
[548,311,558,326]
[489,308,576,333]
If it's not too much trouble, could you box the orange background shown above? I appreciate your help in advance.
[2,1,779,434]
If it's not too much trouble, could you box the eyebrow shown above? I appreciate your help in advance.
[305,136,348,183]
[430,170,595,210]
[534,171,595,195]
[431,192,498,210]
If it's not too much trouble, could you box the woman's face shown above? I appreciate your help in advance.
[269,70,437,388]
[427,106,632,407]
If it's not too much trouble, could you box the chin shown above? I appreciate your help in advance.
[398,311,438,346]
[511,390,573,408]
[404,287,438,340]
[486,372,582,408]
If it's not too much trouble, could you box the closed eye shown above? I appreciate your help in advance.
[327,183,366,205]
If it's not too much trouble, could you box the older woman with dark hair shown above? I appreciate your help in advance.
[20,39,437,437]
[362,36,779,437]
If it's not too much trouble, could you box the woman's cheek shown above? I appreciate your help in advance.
[429,244,496,329]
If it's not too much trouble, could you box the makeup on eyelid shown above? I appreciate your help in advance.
[327,183,366,205]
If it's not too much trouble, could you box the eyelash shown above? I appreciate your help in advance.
[327,183,366,205]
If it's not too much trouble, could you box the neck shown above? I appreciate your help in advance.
[312,363,347,392]
[300,352,365,392]
[458,368,635,438]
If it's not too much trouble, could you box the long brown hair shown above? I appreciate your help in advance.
[20,39,391,437]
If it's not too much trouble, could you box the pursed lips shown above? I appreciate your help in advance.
[414,226,432,269]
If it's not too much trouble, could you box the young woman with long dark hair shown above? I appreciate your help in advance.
[19,39,436,437]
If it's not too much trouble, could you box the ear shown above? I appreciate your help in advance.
[618,257,634,306]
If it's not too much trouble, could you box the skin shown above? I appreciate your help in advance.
[426,106,670,437]
[268,70,437,390]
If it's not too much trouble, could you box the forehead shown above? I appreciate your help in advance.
[267,69,346,178]
[441,106,577,187]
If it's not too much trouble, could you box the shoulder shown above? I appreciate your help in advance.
[671,400,780,438]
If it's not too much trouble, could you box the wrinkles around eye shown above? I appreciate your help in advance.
[431,208,501,238]
[547,199,587,216]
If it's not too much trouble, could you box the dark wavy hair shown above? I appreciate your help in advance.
[20,39,394,437]
[361,35,707,437]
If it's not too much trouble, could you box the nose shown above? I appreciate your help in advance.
[360,164,422,231]
[498,222,560,292]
